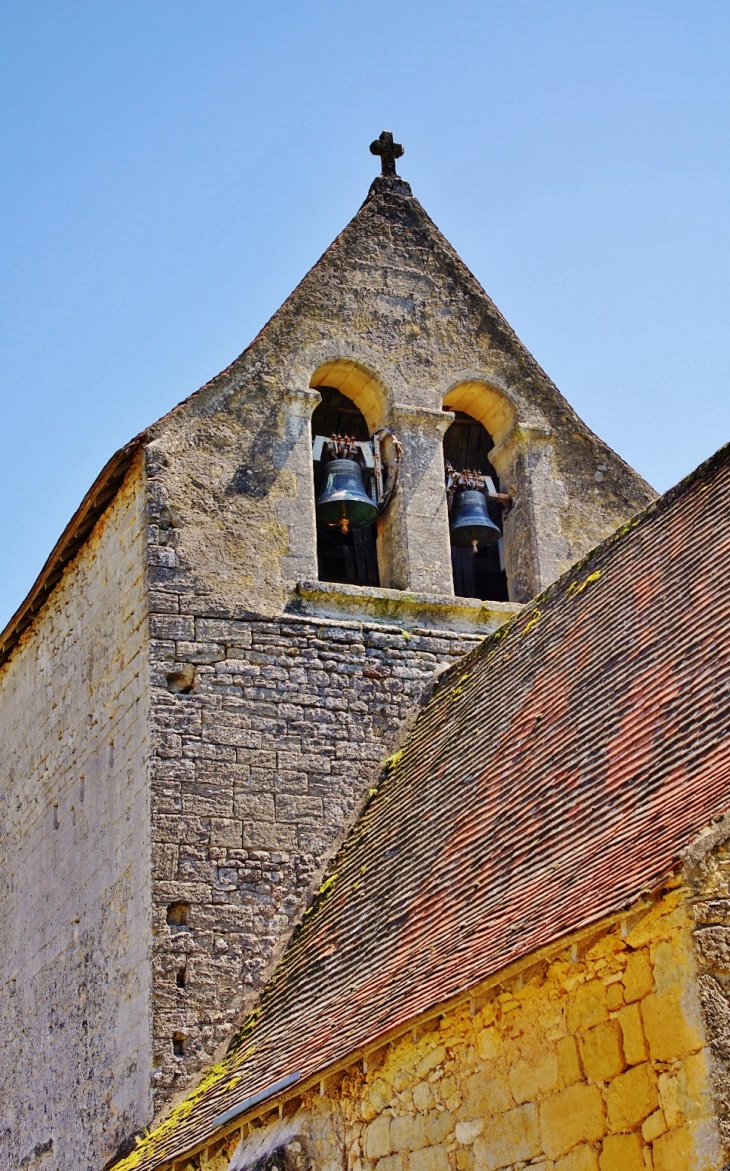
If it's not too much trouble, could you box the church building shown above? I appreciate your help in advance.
[4,134,727,1171]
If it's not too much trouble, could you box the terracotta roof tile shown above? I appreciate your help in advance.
[119,442,730,1170]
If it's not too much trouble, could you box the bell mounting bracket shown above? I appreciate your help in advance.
[313,429,402,515]
[445,462,512,512]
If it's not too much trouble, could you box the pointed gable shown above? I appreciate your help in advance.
[144,169,654,614]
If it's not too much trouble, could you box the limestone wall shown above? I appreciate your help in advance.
[174,882,724,1171]
[147,588,483,1114]
[0,459,151,1171]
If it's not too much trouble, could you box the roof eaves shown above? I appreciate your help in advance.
[0,433,147,673]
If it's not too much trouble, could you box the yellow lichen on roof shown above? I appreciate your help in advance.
[112,1047,254,1171]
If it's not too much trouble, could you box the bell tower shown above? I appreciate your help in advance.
[134,130,655,1113]
[0,132,658,1170]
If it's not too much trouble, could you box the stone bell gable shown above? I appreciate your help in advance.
[144,166,654,615]
[0,135,656,1171]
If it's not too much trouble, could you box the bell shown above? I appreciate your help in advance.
[450,489,501,551]
[316,458,378,534]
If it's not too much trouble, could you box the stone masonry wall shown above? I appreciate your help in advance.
[147,483,484,1117]
[0,459,151,1171]
[170,881,724,1171]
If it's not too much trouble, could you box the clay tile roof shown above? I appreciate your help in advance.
[119,441,730,1171]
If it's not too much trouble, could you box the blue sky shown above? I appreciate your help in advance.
[1,1,729,626]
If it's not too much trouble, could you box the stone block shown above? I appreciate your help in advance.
[598,1132,644,1171]
[149,589,179,613]
[605,984,624,1011]
[196,619,253,645]
[642,1110,667,1141]
[410,1145,449,1171]
[426,1111,454,1144]
[509,1052,559,1103]
[475,1027,503,1061]
[274,794,324,824]
[391,1115,428,1151]
[209,818,243,847]
[557,1035,583,1085]
[622,952,654,1003]
[150,614,195,641]
[412,1082,434,1112]
[455,1119,483,1145]
[641,986,704,1061]
[473,1103,540,1170]
[415,1046,445,1078]
[366,1116,393,1160]
[235,793,275,822]
[176,641,227,664]
[605,1063,658,1133]
[555,1144,599,1171]
[617,1003,649,1065]
[540,1084,606,1159]
[462,1073,513,1118]
[152,843,179,881]
[241,821,297,850]
[652,1124,694,1171]
[375,1157,402,1171]
[181,777,234,818]
[568,981,609,1033]
[579,1020,625,1082]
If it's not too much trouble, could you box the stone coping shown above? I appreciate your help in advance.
[289,580,522,634]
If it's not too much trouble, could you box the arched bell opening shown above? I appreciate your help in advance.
[443,411,509,602]
[312,387,380,587]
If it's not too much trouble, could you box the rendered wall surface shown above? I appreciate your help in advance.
[170,882,725,1171]
[0,460,151,1171]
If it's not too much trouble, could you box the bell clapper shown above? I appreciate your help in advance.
[472,539,479,554]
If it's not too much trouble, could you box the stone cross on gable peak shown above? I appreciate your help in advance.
[370,130,404,177]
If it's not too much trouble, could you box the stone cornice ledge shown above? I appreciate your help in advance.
[290,580,522,634]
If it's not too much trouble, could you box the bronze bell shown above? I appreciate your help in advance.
[450,489,501,550]
[316,458,378,535]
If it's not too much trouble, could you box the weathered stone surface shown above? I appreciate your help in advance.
[462,1073,514,1118]
[0,461,151,1170]
[147,883,726,1171]
[509,1052,559,1103]
[147,592,483,1110]
[567,980,609,1033]
[579,1020,626,1083]
[540,1084,606,1159]
[556,1144,599,1171]
[605,1063,658,1132]
[622,951,654,1003]
[598,1132,644,1171]
[617,1003,649,1066]
[473,1102,540,1170]
[366,1114,393,1158]
[557,1035,583,1085]
[0,166,661,1167]
[641,986,704,1062]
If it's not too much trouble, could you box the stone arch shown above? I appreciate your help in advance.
[442,380,516,447]
[310,358,389,433]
